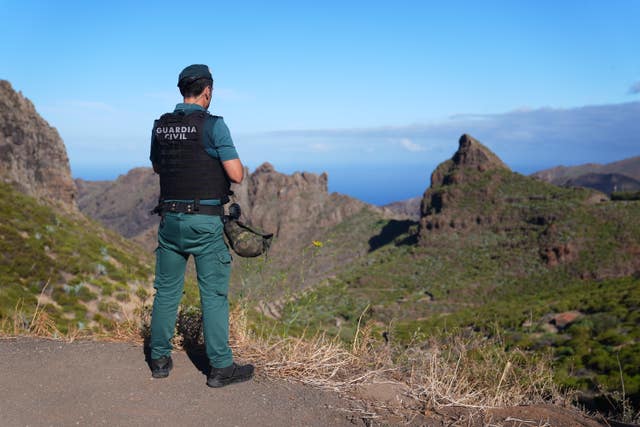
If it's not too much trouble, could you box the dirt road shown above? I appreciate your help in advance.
[0,337,357,427]
[0,337,613,427]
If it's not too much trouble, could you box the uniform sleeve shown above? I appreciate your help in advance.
[205,117,239,161]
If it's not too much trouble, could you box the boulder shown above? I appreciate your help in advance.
[551,311,582,329]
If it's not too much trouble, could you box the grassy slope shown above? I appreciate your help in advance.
[0,182,153,333]
[273,169,640,409]
[228,207,384,301]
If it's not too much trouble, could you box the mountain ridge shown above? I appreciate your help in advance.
[0,80,77,209]
[533,155,640,192]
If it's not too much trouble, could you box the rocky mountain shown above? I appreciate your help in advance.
[533,155,640,194]
[0,80,76,208]
[0,81,153,334]
[229,162,368,250]
[418,133,512,238]
[276,133,640,413]
[382,196,421,220]
[416,134,629,269]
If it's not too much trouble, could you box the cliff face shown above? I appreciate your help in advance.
[0,80,76,208]
[230,162,366,247]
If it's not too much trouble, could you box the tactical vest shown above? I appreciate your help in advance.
[153,111,230,201]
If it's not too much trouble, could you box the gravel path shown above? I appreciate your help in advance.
[0,337,357,427]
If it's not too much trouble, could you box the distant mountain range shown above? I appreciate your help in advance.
[532,156,640,194]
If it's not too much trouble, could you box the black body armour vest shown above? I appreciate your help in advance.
[153,111,230,201]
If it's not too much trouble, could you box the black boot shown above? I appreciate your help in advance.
[207,362,254,388]
[151,355,173,378]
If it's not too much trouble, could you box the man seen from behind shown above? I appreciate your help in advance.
[148,64,253,387]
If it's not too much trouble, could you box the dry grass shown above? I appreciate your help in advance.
[2,298,572,421]
[402,337,566,409]
[0,285,144,343]
[2,282,66,339]
[225,303,570,416]
[230,309,386,390]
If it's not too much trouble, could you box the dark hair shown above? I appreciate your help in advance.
[179,77,213,98]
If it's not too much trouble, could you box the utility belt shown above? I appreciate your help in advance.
[150,201,274,257]
[151,200,224,216]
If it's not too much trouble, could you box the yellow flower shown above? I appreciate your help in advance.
[312,240,323,248]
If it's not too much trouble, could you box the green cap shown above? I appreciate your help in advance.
[178,64,212,87]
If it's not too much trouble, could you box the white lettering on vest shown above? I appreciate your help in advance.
[156,125,197,143]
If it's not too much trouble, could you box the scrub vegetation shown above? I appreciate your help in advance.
[266,169,640,421]
[0,181,153,335]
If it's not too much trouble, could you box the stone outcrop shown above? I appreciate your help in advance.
[418,134,510,239]
[0,80,76,208]
[424,133,509,195]
[230,162,366,243]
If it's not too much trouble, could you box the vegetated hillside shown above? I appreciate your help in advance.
[0,80,76,208]
[0,80,153,334]
[533,155,640,193]
[0,181,154,334]
[275,134,640,413]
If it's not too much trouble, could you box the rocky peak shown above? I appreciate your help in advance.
[418,134,515,240]
[0,80,77,209]
[452,134,509,172]
[231,164,360,240]
[429,134,509,189]
[253,162,275,174]
[416,133,610,276]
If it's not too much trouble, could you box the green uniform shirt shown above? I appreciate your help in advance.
[150,103,239,205]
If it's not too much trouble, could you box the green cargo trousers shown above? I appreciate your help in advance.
[150,212,233,368]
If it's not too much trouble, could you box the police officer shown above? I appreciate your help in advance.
[149,64,254,388]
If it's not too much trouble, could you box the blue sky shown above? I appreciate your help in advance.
[1,1,639,204]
